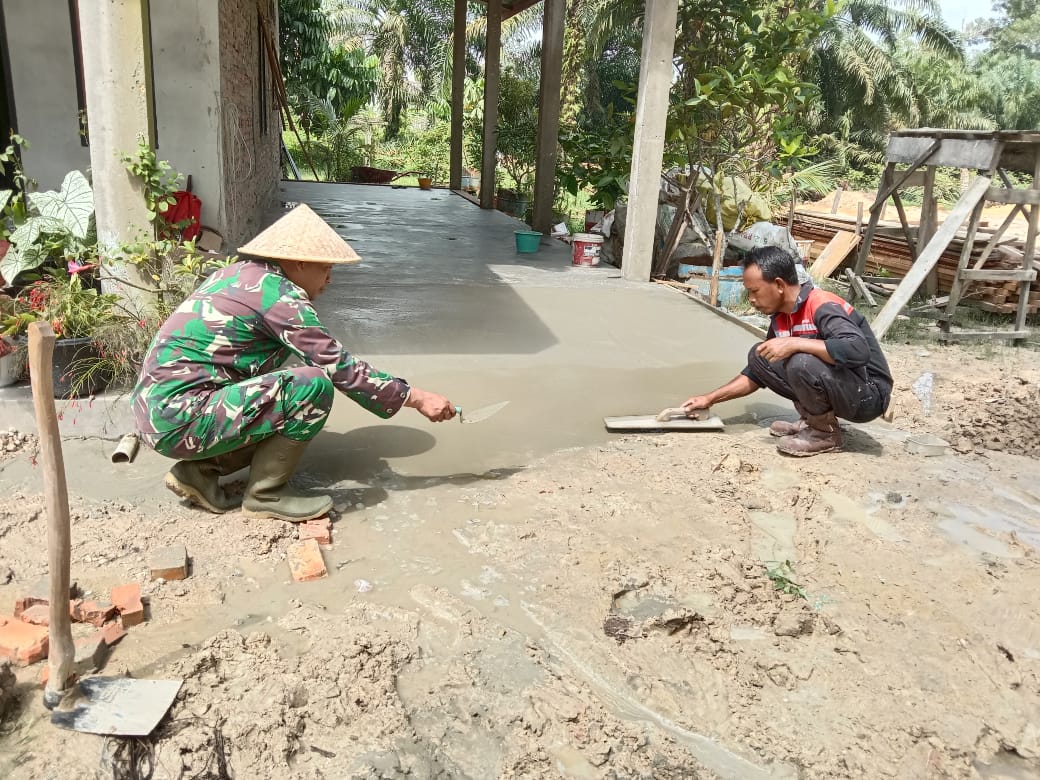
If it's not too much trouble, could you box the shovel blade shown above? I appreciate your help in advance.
[50,677,182,736]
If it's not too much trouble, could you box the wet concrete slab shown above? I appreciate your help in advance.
[276,182,787,479]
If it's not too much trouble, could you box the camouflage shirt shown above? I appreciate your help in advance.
[131,259,410,437]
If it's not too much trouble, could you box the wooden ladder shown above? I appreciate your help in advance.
[939,142,1040,343]
[858,131,1039,343]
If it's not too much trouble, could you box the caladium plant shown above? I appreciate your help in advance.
[0,170,96,285]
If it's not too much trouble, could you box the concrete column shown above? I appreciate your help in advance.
[479,0,503,209]
[78,0,153,304]
[532,0,566,233]
[449,0,467,190]
[622,0,678,282]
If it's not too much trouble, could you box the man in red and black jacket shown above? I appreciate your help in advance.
[682,246,892,457]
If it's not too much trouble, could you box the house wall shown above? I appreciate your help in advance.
[218,0,281,246]
[0,0,89,190]
[149,1,225,235]
[1,0,280,246]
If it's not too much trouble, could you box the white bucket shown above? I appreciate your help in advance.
[572,233,604,267]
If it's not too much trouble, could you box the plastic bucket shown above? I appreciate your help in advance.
[515,230,542,254]
[572,233,604,266]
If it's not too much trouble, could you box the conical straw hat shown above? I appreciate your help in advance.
[238,204,361,264]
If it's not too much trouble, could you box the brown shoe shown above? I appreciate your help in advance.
[776,412,843,457]
[769,418,806,437]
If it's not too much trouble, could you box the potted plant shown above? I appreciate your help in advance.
[1,269,122,397]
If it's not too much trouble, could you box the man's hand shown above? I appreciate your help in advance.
[405,388,457,422]
[681,395,713,416]
[755,337,803,363]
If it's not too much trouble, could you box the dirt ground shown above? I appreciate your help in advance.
[1,341,1039,779]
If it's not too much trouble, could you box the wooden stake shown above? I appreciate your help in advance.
[709,229,725,307]
[29,322,75,709]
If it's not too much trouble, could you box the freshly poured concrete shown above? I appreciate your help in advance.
[277,181,785,482]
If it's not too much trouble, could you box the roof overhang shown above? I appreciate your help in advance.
[472,0,543,20]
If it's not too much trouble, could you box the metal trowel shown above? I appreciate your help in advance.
[455,401,509,424]
[604,406,725,432]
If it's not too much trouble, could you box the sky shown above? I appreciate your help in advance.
[938,0,991,31]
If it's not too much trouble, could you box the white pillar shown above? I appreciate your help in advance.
[449,0,467,190]
[479,0,503,209]
[78,0,153,305]
[622,0,678,282]
[532,0,566,233]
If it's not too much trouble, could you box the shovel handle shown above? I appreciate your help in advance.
[28,322,75,708]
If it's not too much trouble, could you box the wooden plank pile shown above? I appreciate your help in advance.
[783,209,1037,304]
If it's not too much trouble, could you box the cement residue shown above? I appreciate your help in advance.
[885,344,1040,457]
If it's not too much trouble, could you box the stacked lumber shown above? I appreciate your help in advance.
[783,209,1035,298]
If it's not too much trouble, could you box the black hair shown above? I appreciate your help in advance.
[742,246,799,285]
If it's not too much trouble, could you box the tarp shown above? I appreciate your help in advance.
[160,191,202,241]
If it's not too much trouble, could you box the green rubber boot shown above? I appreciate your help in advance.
[164,459,240,514]
[241,435,332,522]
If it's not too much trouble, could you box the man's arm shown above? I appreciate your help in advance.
[755,336,835,365]
[682,373,760,414]
[258,277,453,420]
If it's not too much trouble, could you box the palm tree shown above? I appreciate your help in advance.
[325,0,541,139]
[806,0,963,136]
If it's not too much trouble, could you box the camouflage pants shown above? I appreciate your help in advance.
[148,366,334,461]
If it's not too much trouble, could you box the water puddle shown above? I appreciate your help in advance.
[822,491,906,543]
[935,503,1036,557]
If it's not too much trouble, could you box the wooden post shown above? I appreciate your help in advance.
[479,0,503,209]
[1013,148,1040,341]
[621,0,680,281]
[532,0,566,233]
[28,322,75,709]
[920,166,939,297]
[830,186,843,214]
[787,180,797,232]
[709,229,725,307]
[449,0,467,190]
[856,201,864,236]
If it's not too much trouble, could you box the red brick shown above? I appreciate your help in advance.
[19,604,50,626]
[13,577,77,617]
[0,615,49,666]
[287,539,327,582]
[150,544,189,581]
[73,601,118,627]
[298,519,332,545]
[100,620,127,647]
[110,583,145,627]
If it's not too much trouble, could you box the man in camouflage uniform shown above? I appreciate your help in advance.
[131,205,455,522]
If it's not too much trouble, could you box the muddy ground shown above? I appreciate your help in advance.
[1,341,1039,779]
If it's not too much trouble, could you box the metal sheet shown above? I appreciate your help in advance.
[50,677,182,736]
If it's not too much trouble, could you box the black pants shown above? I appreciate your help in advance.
[747,347,889,423]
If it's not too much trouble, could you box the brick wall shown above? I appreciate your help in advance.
[218,0,281,246]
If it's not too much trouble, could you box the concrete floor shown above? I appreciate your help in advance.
[274,182,786,484]
[0,183,786,503]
